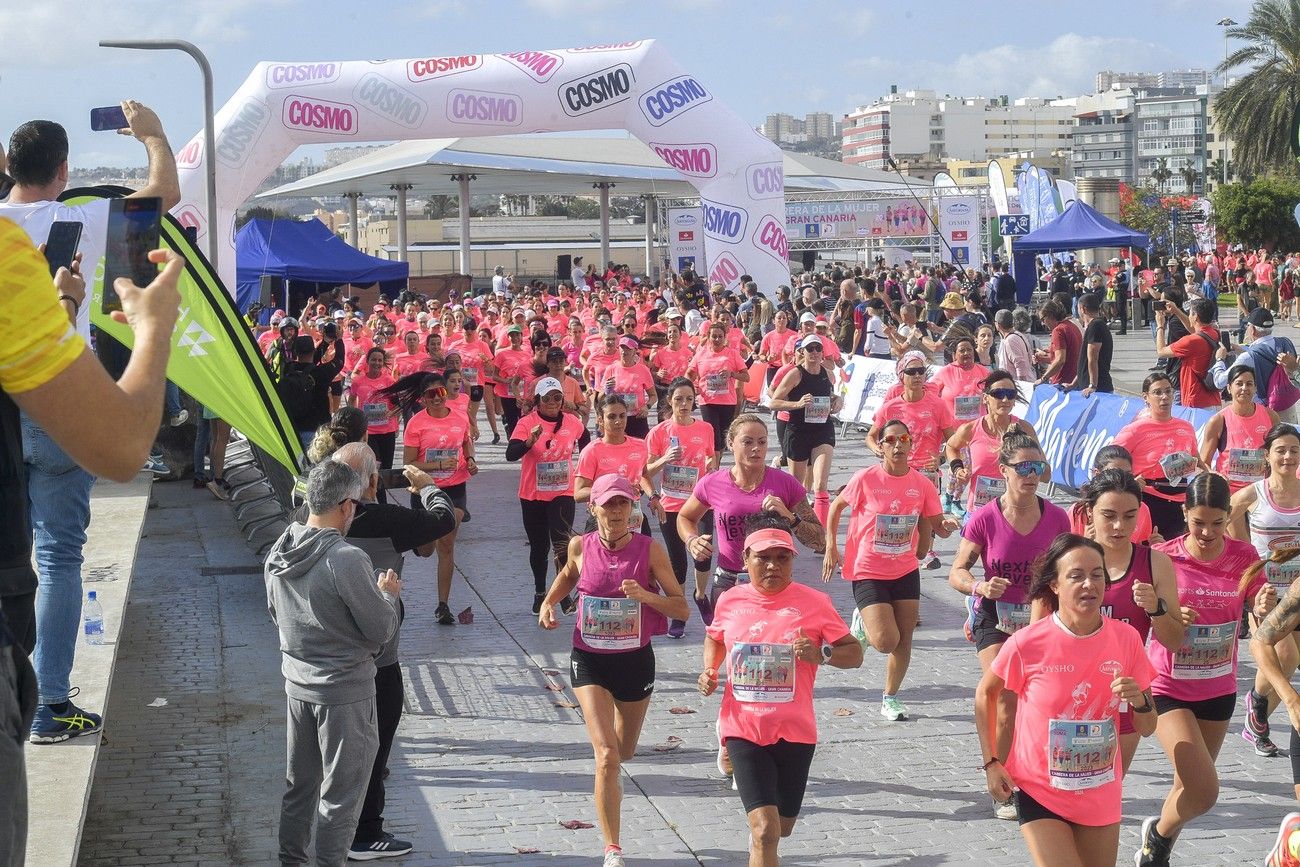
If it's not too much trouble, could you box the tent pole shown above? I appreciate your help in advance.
[595,182,613,275]
[453,174,473,277]
[643,195,655,281]
[345,193,360,248]
[391,184,412,264]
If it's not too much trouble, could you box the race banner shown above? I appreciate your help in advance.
[64,186,302,475]
[666,207,703,273]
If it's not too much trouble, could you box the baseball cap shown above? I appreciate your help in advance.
[332,309,346,319]
[1249,308,1275,329]
[589,474,637,506]
[547,298,559,307]
[798,334,824,350]
[546,347,567,361]
[665,308,683,320]
[506,325,523,335]
[372,304,386,313]
[744,528,795,554]
[799,311,816,324]
[618,336,639,350]
[270,311,285,325]
[534,376,563,397]
[814,316,829,328]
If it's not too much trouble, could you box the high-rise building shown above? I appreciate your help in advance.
[1133,89,1209,195]
[1096,71,1159,92]
[804,112,835,140]
[1158,69,1212,89]
[1072,91,1137,183]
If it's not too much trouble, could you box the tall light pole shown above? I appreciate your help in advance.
[1217,17,1237,186]
[99,39,218,272]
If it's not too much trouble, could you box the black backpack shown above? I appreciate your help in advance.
[277,364,315,426]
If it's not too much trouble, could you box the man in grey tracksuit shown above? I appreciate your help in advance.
[265,460,400,866]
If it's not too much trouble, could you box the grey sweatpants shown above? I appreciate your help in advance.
[279,695,379,866]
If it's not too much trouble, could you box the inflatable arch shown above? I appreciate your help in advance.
[172,39,790,300]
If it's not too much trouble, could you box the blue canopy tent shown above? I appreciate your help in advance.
[1009,201,1149,304]
[235,218,409,312]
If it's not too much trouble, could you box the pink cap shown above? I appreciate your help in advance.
[618,336,639,350]
[744,528,795,553]
[590,474,638,505]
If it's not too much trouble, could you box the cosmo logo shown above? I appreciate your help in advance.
[501,50,564,83]
[701,200,749,243]
[649,142,717,178]
[639,75,712,127]
[751,215,789,264]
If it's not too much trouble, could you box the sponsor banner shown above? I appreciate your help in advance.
[786,199,932,240]
[214,98,270,169]
[445,88,523,126]
[639,74,712,127]
[747,162,784,200]
[500,50,564,83]
[650,141,717,178]
[265,62,341,89]
[353,74,427,128]
[558,63,635,117]
[937,196,981,270]
[406,55,482,82]
[667,207,703,274]
[707,250,744,292]
[282,95,358,136]
[751,214,788,265]
[701,199,749,244]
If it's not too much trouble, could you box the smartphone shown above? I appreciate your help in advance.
[1220,330,1233,352]
[90,105,129,132]
[378,468,408,489]
[101,197,161,315]
[43,221,83,278]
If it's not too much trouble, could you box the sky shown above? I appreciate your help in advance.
[0,0,1255,169]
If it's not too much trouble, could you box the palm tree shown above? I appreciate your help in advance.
[1179,164,1201,194]
[1150,157,1173,192]
[1214,0,1300,175]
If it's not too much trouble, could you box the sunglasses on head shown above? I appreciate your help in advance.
[1004,459,1048,477]
[423,386,447,399]
[987,388,1018,401]
[881,433,912,446]
[902,367,927,377]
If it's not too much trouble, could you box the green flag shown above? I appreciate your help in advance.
[63,186,302,475]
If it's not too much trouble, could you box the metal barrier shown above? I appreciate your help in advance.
[222,432,297,555]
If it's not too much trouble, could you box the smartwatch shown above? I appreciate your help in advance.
[820,642,834,664]
[1148,598,1168,617]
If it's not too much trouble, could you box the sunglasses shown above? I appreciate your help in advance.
[902,367,927,377]
[423,386,447,399]
[881,434,912,446]
[803,343,824,352]
[987,388,1018,401]
[1004,459,1048,477]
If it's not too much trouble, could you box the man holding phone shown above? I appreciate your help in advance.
[0,102,179,749]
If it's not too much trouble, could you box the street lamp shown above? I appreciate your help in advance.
[99,39,218,272]
[1216,17,1237,185]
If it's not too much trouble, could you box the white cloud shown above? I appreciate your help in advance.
[849,8,875,34]
[523,0,625,15]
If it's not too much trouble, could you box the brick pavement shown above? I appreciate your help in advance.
[77,314,1297,865]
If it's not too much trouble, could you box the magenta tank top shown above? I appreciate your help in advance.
[1101,544,1154,644]
[572,533,666,653]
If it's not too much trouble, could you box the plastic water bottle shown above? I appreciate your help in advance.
[84,591,104,646]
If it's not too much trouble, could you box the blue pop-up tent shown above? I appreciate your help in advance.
[235,218,409,311]
[1010,201,1149,303]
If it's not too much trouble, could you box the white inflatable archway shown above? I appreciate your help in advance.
[172,40,789,298]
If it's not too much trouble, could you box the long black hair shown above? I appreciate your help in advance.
[378,371,445,415]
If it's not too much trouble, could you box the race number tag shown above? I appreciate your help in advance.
[1172,621,1237,679]
[804,396,832,424]
[535,460,570,492]
[1159,451,1197,486]
[729,642,795,703]
[662,464,699,498]
[362,402,388,424]
[579,596,641,651]
[618,392,640,410]
[704,372,730,397]
[629,501,644,532]
[1266,559,1300,593]
[424,448,459,480]
[994,600,1031,635]
[1048,719,1117,791]
[461,367,480,386]
[1227,449,1266,483]
[954,394,983,421]
[873,514,919,556]
[971,476,1006,510]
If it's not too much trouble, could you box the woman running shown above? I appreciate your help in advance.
[1136,472,1274,867]
[687,322,749,456]
[1199,364,1277,493]
[757,310,793,386]
[347,347,398,472]
[1112,372,1204,540]
[949,431,1070,820]
[1230,423,1300,758]
[646,378,716,637]
[603,337,657,439]
[824,418,942,721]
[507,376,590,614]
[1068,446,1159,544]
[699,524,862,867]
[575,397,660,538]
[976,534,1156,867]
[933,335,990,511]
[539,474,687,867]
[767,333,841,526]
[1248,548,1300,803]
[946,371,1037,518]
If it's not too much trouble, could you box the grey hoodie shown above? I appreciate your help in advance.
[265,523,399,705]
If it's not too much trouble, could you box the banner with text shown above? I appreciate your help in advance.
[785,199,933,242]
[666,207,704,274]
[937,195,982,270]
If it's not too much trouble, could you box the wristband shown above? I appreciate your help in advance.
[1130,696,1154,714]
[948,459,964,471]
[973,580,984,598]
[59,294,81,316]
[981,757,1001,771]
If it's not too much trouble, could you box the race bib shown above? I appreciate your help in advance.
[919,468,941,491]
[1266,559,1300,593]
[1227,448,1266,483]
[1172,620,1237,680]
[1159,451,1197,486]
[873,514,918,556]
[729,642,795,704]
[461,366,480,386]
[618,392,640,410]
[535,460,570,493]
[971,476,1006,510]
[579,596,641,651]
[704,372,730,397]
[424,447,459,480]
[994,600,1031,635]
[629,501,644,532]
[804,396,832,424]
[1048,718,1117,791]
[954,394,983,421]
[362,402,388,424]
[293,475,308,500]
[662,464,699,498]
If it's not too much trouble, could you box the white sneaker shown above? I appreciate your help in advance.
[603,848,626,867]
[921,552,941,570]
[143,456,170,476]
[993,796,1018,820]
[880,695,908,721]
[169,409,189,427]
[716,743,732,777]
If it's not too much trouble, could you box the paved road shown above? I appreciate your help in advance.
[80,313,1296,866]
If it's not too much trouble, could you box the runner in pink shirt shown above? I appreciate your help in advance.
[945,371,1037,516]
[1198,365,1277,493]
[699,528,861,867]
[346,348,398,471]
[686,323,749,454]
[1137,473,1273,866]
[757,311,794,387]
[1067,446,1158,544]
[603,337,657,439]
[824,419,942,722]
[453,320,499,443]
[977,534,1156,866]
[492,326,534,437]
[867,351,957,504]
[575,397,659,538]
[392,332,427,379]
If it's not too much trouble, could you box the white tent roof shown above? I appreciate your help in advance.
[257,134,923,200]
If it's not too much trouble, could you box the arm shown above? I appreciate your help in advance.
[1198,414,1225,468]
[505,424,541,462]
[574,475,593,503]
[823,632,865,670]
[1146,551,1188,653]
[122,102,181,210]
[677,494,713,563]
[821,494,849,583]
[698,634,726,696]
[731,359,750,384]
[334,551,400,646]
[1082,341,1101,394]
[916,514,936,561]
[539,536,584,627]
[948,538,989,596]
[625,542,689,622]
[973,669,1015,800]
[1227,485,1258,541]
[789,499,826,554]
[1038,343,1065,382]
[766,368,805,411]
[1249,582,1300,730]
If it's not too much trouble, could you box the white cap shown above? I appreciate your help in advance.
[534,376,563,397]
[799,311,816,324]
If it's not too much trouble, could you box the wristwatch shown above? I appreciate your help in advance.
[819,642,834,664]
[1147,598,1168,617]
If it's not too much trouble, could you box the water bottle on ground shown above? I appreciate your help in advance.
[84,591,104,645]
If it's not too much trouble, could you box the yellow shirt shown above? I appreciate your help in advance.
[0,217,85,393]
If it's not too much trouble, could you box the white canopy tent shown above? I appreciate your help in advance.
[257,134,919,274]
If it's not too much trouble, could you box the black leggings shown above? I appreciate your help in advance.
[1142,490,1186,540]
[1291,727,1300,785]
[625,415,650,439]
[369,430,397,469]
[520,496,575,593]
[659,509,713,590]
[500,397,521,438]
[700,403,736,453]
[355,661,404,844]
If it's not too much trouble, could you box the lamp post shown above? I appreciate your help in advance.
[100,39,218,272]
[1217,17,1237,186]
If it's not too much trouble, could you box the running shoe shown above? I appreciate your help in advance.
[921,552,941,570]
[560,595,577,615]
[963,595,978,644]
[435,602,454,626]
[532,593,545,615]
[348,832,413,861]
[941,493,953,512]
[880,695,908,721]
[206,479,229,501]
[993,796,1017,821]
[694,594,714,627]
[1243,727,1281,757]
[667,619,686,639]
[143,456,170,476]
[602,848,626,867]
[716,743,732,777]
[29,699,103,745]
[1267,812,1300,867]
[1134,815,1171,867]
[169,409,189,427]
[492,432,501,445]
[461,508,472,523]
[1246,688,1273,739]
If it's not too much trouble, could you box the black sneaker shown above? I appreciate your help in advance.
[460,508,472,523]
[560,595,577,615]
[491,433,501,445]
[348,832,413,861]
[532,593,546,615]
[30,698,103,744]
[435,602,454,626]
[1135,815,1172,867]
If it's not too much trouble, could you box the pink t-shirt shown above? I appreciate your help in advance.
[393,350,427,378]
[962,498,1072,608]
[1112,416,1198,502]
[993,616,1154,826]
[576,437,649,487]
[651,345,693,381]
[760,329,792,365]
[646,418,716,512]
[586,349,621,389]
[343,335,373,373]
[692,347,747,405]
[839,465,942,581]
[606,362,656,414]
[493,347,534,399]
[1149,535,1263,700]
[402,409,471,487]
[455,338,494,389]
[707,582,850,746]
[349,370,398,435]
[871,392,956,474]
[932,362,990,423]
[691,468,807,572]
[510,410,586,501]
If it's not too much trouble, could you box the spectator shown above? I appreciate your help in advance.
[994,308,1036,382]
[1034,300,1079,387]
[1155,298,1221,409]
[1209,308,1300,420]
[266,460,400,867]
[1070,293,1113,396]
[280,335,344,450]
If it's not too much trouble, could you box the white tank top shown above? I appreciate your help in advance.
[1248,479,1300,558]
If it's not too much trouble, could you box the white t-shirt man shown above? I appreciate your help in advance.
[863,313,891,357]
[491,270,511,296]
[0,198,110,340]
[571,261,586,288]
